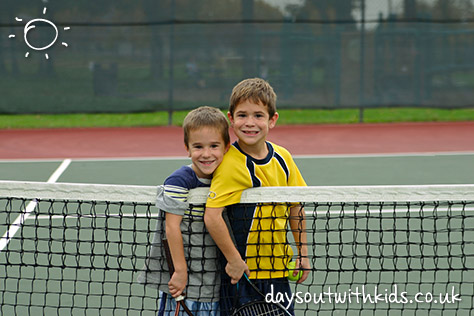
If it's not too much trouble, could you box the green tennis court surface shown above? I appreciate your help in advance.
[2,153,474,185]
[1,154,473,315]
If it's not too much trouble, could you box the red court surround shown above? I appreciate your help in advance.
[1,122,473,159]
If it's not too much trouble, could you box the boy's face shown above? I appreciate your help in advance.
[186,126,229,179]
[228,99,278,153]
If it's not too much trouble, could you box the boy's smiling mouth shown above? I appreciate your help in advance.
[200,160,215,166]
[243,130,259,135]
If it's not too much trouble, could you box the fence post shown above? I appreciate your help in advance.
[167,0,176,126]
[358,0,366,123]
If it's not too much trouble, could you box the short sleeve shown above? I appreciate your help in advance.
[155,185,189,216]
[206,147,249,208]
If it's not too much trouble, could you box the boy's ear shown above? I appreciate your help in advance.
[224,142,231,154]
[184,144,191,157]
[269,112,279,129]
[227,111,234,124]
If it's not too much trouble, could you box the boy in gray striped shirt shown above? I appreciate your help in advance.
[138,106,230,315]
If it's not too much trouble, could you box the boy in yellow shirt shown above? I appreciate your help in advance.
[204,78,310,314]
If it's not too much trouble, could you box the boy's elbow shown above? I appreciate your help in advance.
[204,207,222,228]
[203,209,213,226]
[165,218,180,235]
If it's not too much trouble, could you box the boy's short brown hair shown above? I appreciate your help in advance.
[183,106,230,148]
[229,78,277,118]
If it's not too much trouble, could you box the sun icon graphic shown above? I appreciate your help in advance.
[8,6,70,60]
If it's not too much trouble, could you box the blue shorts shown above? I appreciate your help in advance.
[157,291,219,316]
[219,276,295,316]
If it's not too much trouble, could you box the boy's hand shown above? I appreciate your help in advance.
[294,257,310,284]
[168,270,188,298]
[226,259,250,284]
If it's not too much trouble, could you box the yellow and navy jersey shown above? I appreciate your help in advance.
[207,141,306,279]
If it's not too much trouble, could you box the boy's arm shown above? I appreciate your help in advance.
[204,206,250,284]
[165,212,188,297]
[289,204,310,283]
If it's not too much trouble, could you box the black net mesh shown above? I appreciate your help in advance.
[1,182,473,315]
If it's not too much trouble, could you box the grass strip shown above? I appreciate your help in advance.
[1,108,473,129]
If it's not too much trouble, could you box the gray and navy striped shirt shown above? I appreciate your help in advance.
[138,165,220,302]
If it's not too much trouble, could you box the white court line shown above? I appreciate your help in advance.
[34,214,160,220]
[0,159,71,253]
[1,151,473,163]
[31,205,474,222]
[293,151,474,159]
[307,206,474,216]
[0,156,189,163]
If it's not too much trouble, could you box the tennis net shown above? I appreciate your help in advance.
[1,180,473,315]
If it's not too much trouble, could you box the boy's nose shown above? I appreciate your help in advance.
[244,116,255,126]
[202,147,211,157]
